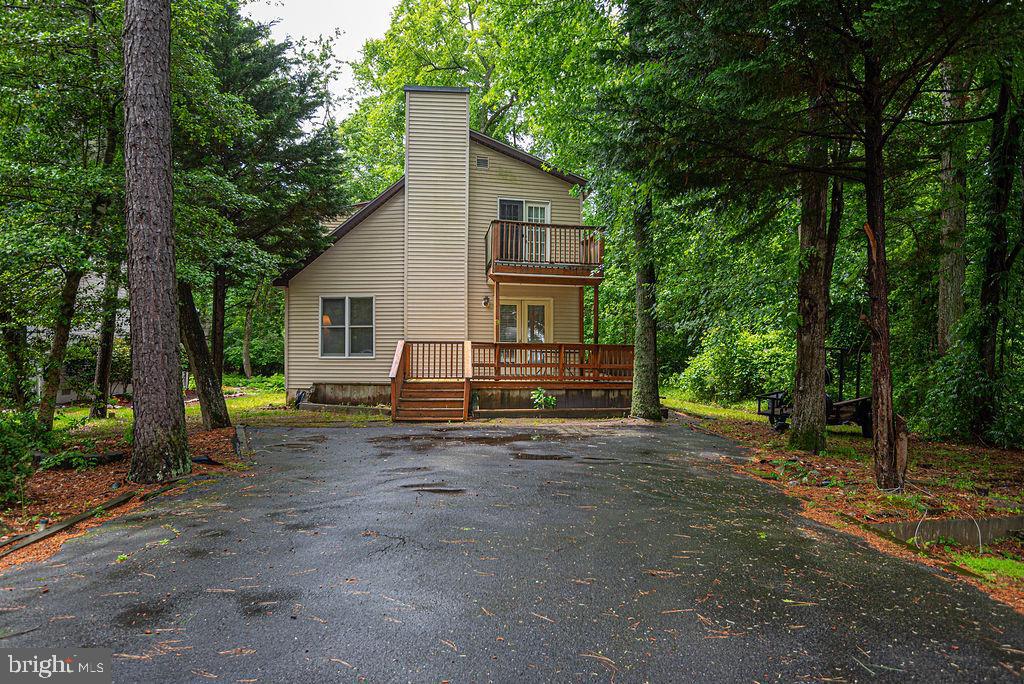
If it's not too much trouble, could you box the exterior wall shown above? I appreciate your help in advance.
[404,88,469,340]
[485,283,581,343]
[466,140,584,342]
[283,189,405,392]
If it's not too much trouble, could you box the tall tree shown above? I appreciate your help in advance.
[975,60,1023,434]
[936,60,970,356]
[178,281,230,429]
[123,0,189,482]
[630,187,661,420]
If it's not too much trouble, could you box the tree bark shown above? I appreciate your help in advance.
[789,169,831,453]
[0,311,31,411]
[976,63,1020,434]
[937,60,969,355]
[124,0,190,482]
[178,281,231,430]
[211,266,227,381]
[37,269,85,431]
[242,282,261,379]
[630,189,661,420]
[862,54,905,490]
[90,255,122,419]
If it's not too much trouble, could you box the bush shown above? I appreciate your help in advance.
[912,333,1024,448]
[221,373,285,392]
[0,412,51,506]
[677,328,794,404]
[60,338,132,398]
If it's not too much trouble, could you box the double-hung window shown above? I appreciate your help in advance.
[320,297,374,358]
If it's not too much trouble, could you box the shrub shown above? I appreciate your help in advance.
[531,387,557,410]
[0,412,51,506]
[221,373,285,392]
[677,328,794,404]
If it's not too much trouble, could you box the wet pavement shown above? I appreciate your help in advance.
[1,419,1022,682]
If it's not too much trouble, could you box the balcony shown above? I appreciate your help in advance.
[485,220,603,285]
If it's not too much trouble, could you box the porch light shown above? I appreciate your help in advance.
[482,295,490,308]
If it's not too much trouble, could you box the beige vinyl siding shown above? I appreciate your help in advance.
[467,140,584,342]
[284,189,405,389]
[491,284,581,342]
[404,90,469,340]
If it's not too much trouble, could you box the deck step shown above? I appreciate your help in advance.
[403,380,464,389]
[400,388,465,399]
[395,408,465,421]
[393,415,464,423]
[398,398,464,409]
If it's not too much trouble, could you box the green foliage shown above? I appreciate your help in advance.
[531,388,558,410]
[953,554,1024,580]
[39,449,94,472]
[221,373,285,392]
[0,412,51,506]
[675,328,794,404]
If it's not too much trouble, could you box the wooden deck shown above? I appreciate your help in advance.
[389,340,634,421]
[485,220,604,285]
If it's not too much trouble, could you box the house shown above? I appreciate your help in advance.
[274,86,633,420]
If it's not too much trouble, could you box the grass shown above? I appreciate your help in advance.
[54,386,388,447]
[953,554,1024,581]
[659,388,759,421]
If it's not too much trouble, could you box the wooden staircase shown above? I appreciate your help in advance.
[394,380,468,422]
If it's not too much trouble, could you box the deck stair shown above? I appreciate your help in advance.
[394,380,466,422]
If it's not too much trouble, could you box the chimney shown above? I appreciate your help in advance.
[403,85,470,340]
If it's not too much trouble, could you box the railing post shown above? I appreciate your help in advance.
[558,344,565,382]
[495,343,501,381]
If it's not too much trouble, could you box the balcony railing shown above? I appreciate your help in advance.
[485,220,603,276]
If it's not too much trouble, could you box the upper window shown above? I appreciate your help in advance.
[498,199,548,223]
[320,297,374,358]
[499,198,523,221]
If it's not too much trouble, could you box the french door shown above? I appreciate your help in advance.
[497,299,551,343]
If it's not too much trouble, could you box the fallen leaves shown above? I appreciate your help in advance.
[644,569,681,578]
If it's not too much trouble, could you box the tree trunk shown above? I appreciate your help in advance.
[862,55,904,490]
[789,168,831,453]
[0,311,31,411]
[178,281,232,430]
[90,256,122,419]
[937,60,969,355]
[242,282,260,379]
[630,189,661,420]
[211,266,227,381]
[37,269,85,431]
[976,63,1020,434]
[124,0,190,482]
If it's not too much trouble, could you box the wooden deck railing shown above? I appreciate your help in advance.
[471,343,633,382]
[405,340,465,379]
[486,221,603,268]
[391,341,633,418]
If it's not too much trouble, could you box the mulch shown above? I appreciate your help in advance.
[0,427,246,573]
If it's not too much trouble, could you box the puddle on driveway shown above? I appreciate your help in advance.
[514,453,571,461]
[399,481,467,495]
[369,430,572,452]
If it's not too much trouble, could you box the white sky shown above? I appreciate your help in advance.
[242,0,401,115]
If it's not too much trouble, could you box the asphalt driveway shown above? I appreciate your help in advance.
[1,419,1022,682]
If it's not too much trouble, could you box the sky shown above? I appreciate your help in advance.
[242,0,401,114]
